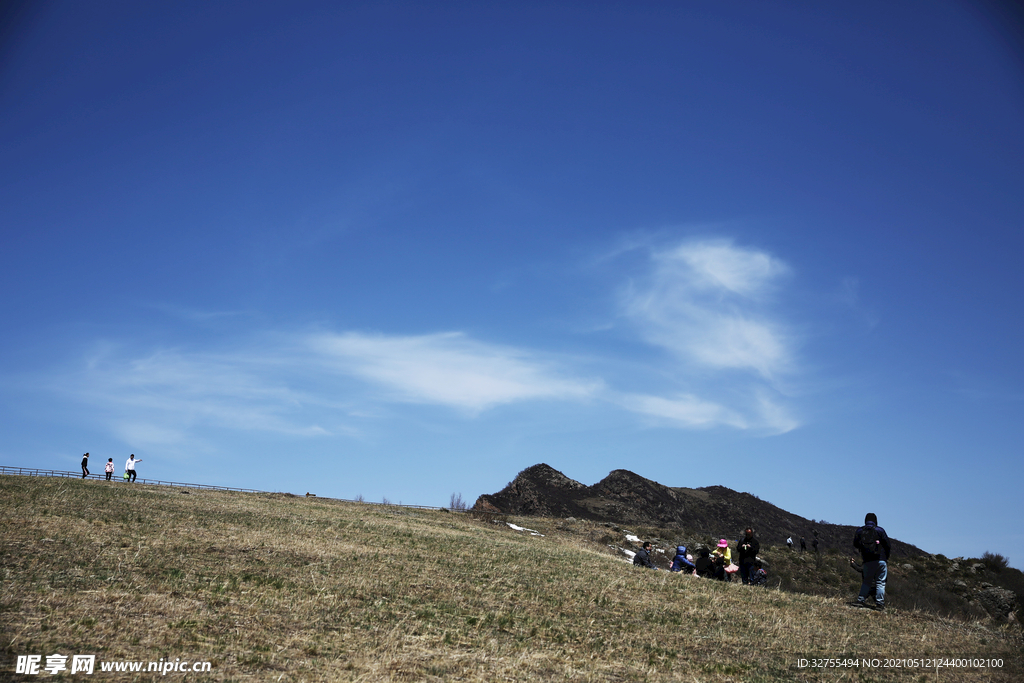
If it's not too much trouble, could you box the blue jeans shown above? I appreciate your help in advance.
[858,560,887,606]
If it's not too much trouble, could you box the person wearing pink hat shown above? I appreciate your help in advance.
[712,538,732,564]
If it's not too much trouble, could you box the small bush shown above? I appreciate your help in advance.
[982,551,1009,573]
[449,492,467,511]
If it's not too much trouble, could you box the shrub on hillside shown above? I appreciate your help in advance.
[982,551,1009,573]
[449,492,467,511]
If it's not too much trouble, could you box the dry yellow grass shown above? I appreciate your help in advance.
[1,475,1020,681]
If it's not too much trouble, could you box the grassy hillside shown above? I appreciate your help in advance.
[1,476,1021,682]
[604,522,1024,625]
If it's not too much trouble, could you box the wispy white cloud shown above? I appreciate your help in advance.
[44,238,805,443]
[307,331,601,413]
[612,238,801,433]
[60,347,337,446]
[751,390,801,435]
[622,239,794,380]
[616,392,748,429]
[614,389,798,434]
[54,332,603,446]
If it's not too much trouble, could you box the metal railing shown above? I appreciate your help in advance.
[0,465,264,493]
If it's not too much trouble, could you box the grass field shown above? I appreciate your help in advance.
[2,475,1021,681]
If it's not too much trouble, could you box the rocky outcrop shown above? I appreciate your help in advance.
[473,464,925,556]
[975,584,1018,622]
[473,464,590,519]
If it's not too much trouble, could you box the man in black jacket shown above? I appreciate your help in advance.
[737,527,761,584]
[853,512,892,610]
[633,541,657,569]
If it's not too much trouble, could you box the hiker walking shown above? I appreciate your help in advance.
[853,512,891,611]
[104,458,114,481]
[786,536,793,550]
[81,453,90,479]
[125,454,142,482]
[800,536,806,552]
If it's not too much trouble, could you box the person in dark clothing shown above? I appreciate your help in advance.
[812,538,819,553]
[710,553,728,581]
[669,545,695,573]
[853,512,891,610]
[81,453,90,479]
[633,541,657,569]
[800,537,807,552]
[693,546,716,578]
[849,558,876,603]
[750,560,768,586]
[737,528,761,585]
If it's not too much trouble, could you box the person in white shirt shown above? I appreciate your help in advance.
[125,454,142,482]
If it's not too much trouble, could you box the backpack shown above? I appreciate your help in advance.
[860,526,881,558]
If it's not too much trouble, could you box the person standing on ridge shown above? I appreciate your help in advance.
[800,536,807,552]
[853,512,891,611]
[125,454,142,482]
[737,528,761,585]
[104,458,114,481]
[81,453,90,479]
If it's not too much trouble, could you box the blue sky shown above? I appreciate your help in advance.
[2,1,1022,563]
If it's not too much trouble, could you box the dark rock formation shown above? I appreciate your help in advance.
[474,463,924,557]
[975,584,1018,622]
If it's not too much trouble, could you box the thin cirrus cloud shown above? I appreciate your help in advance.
[50,239,804,443]
[61,348,335,446]
[55,332,604,446]
[306,331,602,413]
[614,238,800,433]
[622,239,794,380]
[615,393,748,430]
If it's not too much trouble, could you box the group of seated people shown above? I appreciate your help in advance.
[634,529,768,587]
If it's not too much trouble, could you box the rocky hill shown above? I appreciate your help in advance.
[473,463,924,557]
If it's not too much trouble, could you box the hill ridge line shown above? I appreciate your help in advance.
[473,462,927,557]
[0,465,447,512]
